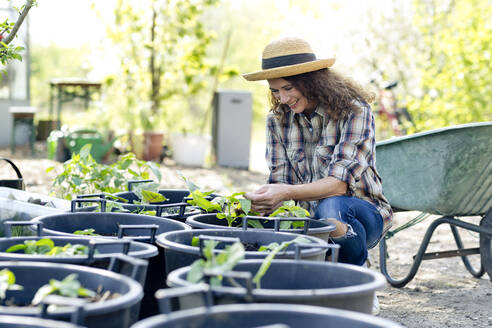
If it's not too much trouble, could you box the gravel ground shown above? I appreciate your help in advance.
[0,142,491,328]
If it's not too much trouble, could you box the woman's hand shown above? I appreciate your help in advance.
[244,184,292,215]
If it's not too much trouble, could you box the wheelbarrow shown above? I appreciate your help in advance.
[376,121,492,287]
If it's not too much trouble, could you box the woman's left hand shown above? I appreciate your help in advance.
[244,184,292,215]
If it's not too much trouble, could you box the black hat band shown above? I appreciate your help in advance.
[262,53,317,70]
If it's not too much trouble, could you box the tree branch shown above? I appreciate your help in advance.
[3,0,35,45]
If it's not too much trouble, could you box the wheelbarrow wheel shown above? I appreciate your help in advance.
[480,207,492,281]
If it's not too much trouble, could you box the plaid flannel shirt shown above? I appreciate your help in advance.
[265,102,393,234]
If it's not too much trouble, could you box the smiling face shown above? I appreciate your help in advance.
[268,78,316,114]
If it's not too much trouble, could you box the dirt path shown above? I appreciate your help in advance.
[0,143,490,328]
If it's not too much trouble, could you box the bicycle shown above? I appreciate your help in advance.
[370,79,414,140]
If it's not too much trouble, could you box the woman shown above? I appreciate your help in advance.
[243,36,392,268]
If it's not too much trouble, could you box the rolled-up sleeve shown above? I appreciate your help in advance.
[326,103,375,194]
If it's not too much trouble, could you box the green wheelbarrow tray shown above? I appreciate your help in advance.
[375,121,492,287]
[66,129,118,162]
[376,121,491,216]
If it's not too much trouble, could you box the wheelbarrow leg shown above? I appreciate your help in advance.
[379,217,448,288]
[379,215,492,288]
[480,208,492,280]
[449,223,485,278]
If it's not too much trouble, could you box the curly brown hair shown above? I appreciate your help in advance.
[269,68,375,121]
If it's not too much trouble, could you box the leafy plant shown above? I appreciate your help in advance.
[253,236,309,288]
[48,144,162,200]
[187,240,244,287]
[131,182,167,204]
[187,236,310,289]
[214,192,255,227]
[0,269,23,300]
[182,174,254,227]
[5,238,91,256]
[180,173,217,208]
[268,200,311,230]
[31,273,96,306]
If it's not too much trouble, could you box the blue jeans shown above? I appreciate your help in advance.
[314,196,383,266]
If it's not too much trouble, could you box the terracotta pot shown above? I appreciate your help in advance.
[142,132,164,162]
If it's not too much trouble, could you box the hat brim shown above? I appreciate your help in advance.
[242,58,336,81]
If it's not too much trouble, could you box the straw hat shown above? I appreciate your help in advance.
[242,37,336,81]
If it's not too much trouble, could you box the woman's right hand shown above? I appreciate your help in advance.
[244,183,292,215]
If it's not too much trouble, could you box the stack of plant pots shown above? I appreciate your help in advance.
[10,183,402,327]
[30,202,191,319]
[0,261,144,328]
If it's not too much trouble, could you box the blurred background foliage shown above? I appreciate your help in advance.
[27,0,491,147]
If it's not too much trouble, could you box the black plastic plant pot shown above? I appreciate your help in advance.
[78,191,201,222]
[167,258,386,314]
[30,212,191,319]
[156,228,329,275]
[185,213,335,242]
[0,315,81,328]
[131,299,403,328]
[0,261,143,328]
[0,222,158,269]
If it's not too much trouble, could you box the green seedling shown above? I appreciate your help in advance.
[214,192,255,227]
[0,269,23,300]
[31,273,96,305]
[187,240,244,287]
[131,182,167,204]
[188,189,222,213]
[268,200,311,230]
[5,238,91,256]
[179,173,217,209]
[73,228,100,236]
[187,236,310,289]
[253,236,310,288]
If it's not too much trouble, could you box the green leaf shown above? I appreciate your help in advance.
[238,198,251,214]
[79,144,92,159]
[187,259,205,283]
[35,238,55,249]
[247,219,264,229]
[191,236,199,247]
[148,162,162,182]
[141,190,167,203]
[5,244,27,253]
[0,268,23,300]
[31,284,55,305]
